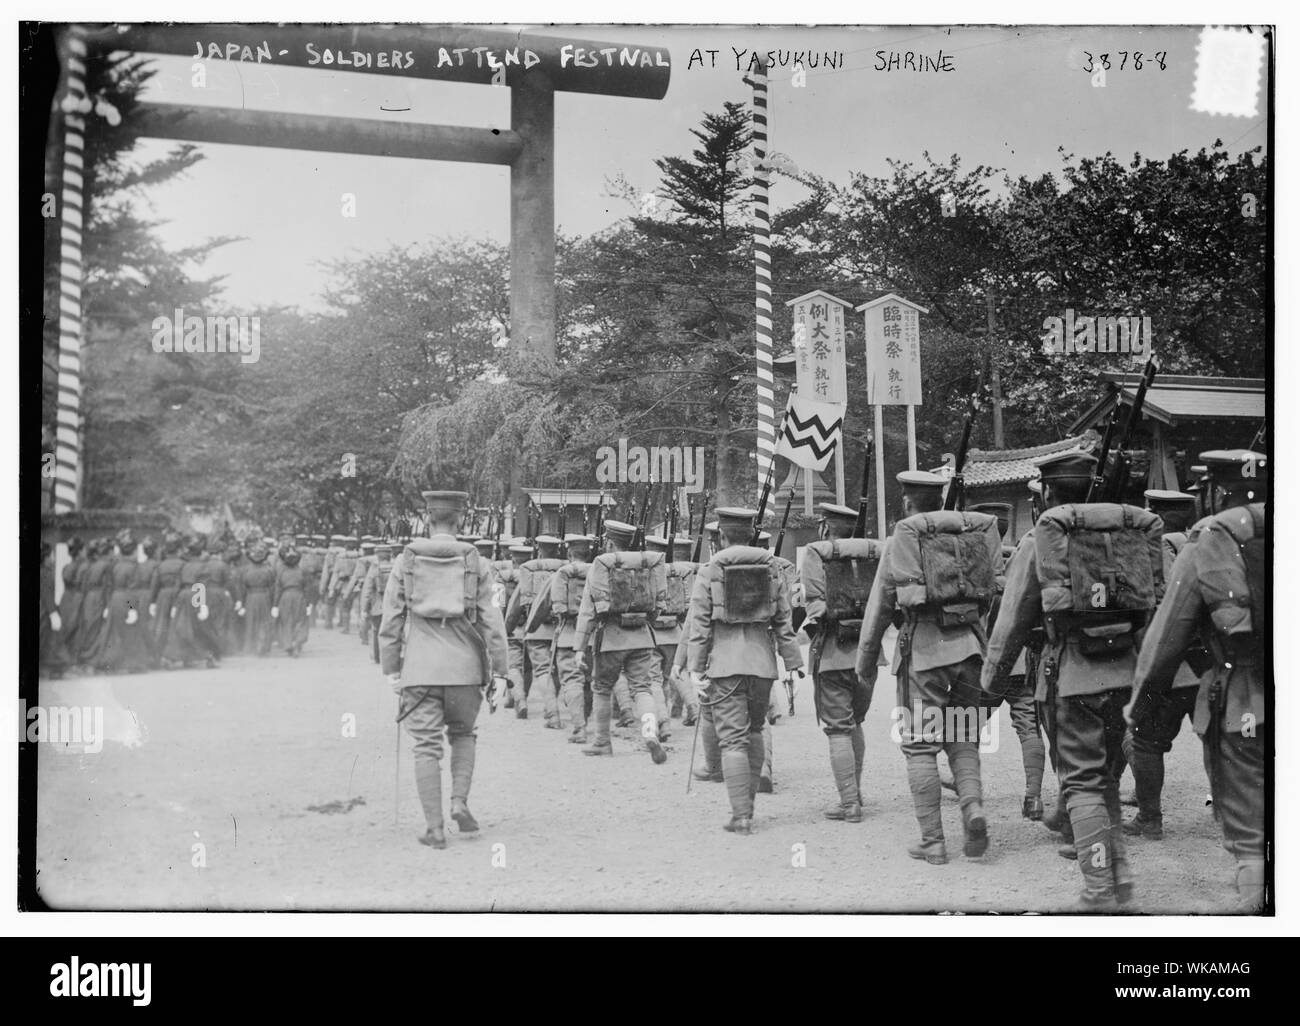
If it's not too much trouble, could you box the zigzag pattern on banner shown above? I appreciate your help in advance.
[781,407,843,462]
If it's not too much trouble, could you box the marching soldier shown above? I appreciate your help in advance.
[499,543,534,714]
[504,536,566,726]
[378,491,508,849]
[1127,450,1267,910]
[529,534,596,743]
[360,543,396,663]
[683,508,803,833]
[858,471,1000,865]
[299,535,326,622]
[682,520,725,784]
[983,452,1164,910]
[572,519,671,764]
[757,529,801,792]
[347,540,377,645]
[318,535,344,629]
[646,535,700,727]
[1122,488,1203,840]
[331,536,361,633]
[802,502,882,822]
[969,501,1047,821]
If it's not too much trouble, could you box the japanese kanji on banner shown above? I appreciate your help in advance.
[787,290,848,404]
[776,392,845,472]
[859,293,926,406]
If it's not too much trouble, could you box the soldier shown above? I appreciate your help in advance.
[331,537,361,633]
[682,520,726,784]
[240,542,277,656]
[858,471,1001,865]
[378,491,508,849]
[968,500,1047,821]
[360,543,396,663]
[348,540,377,645]
[683,508,803,833]
[983,452,1163,910]
[530,533,596,743]
[1127,450,1267,910]
[504,536,566,727]
[801,502,882,822]
[318,535,344,629]
[272,544,311,657]
[755,529,800,792]
[498,543,533,714]
[646,535,701,728]
[572,519,671,764]
[1121,488,1203,840]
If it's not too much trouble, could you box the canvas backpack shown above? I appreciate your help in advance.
[401,539,479,624]
[587,551,663,626]
[516,558,564,610]
[706,547,780,625]
[809,538,882,623]
[662,562,697,618]
[551,562,590,618]
[1196,504,1265,639]
[893,511,999,627]
[1034,502,1163,658]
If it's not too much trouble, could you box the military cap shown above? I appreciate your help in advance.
[422,490,470,515]
[1032,450,1097,482]
[602,520,637,545]
[564,533,596,554]
[970,501,1012,534]
[1199,449,1267,487]
[1144,489,1196,510]
[897,470,948,497]
[753,530,772,549]
[310,534,326,544]
[817,502,859,524]
[375,543,394,557]
[360,542,376,554]
[715,507,758,530]
[456,534,482,544]
[644,535,671,550]
[343,535,360,547]
[294,534,310,545]
[1026,479,1043,495]
[508,543,533,556]
[473,539,497,553]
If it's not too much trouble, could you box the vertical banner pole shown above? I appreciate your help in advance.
[873,405,886,539]
[54,25,88,513]
[906,404,918,471]
[803,467,813,516]
[834,445,846,505]
[749,59,774,499]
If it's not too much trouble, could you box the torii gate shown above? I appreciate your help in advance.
[51,23,671,532]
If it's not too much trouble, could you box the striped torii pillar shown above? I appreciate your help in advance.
[748,58,775,499]
[53,25,88,512]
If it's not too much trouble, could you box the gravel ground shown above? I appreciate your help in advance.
[33,626,1245,914]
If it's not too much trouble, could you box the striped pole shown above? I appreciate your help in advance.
[54,26,88,513]
[749,59,775,499]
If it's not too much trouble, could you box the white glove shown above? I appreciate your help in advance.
[235,602,245,616]
[50,611,62,631]
[148,603,157,617]
[306,604,313,616]
[125,608,139,625]
[271,607,280,619]
[386,672,402,693]
[103,608,109,620]
[197,605,210,621]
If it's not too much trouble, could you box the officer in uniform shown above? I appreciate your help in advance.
[1122,488,1203,840]
[1127,450,1267,909]
[858,471,999,865]
[802,502,880,822]
[500,543,534,714]
[683,508,803,833]
[529,533,596,743]
[379,491,508,849]
[505,536,566,726]
[572,520,670,764]
[984,451,1163,910]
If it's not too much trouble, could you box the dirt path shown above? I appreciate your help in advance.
[33,628,1243,913]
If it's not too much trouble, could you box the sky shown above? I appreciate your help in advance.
[126,24,1270,312]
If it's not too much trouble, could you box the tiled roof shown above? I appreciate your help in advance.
[1069,375,1264,431]
[931,431,1099,487]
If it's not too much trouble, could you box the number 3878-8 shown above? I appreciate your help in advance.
[1083,51,1167,72]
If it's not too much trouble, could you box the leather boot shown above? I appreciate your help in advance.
[826,733,863,821]
[1070,800,1117,912]
[948,742,987,857]
[1126,746,1165,839]
[634,690,667,764]
[905,750,945,854]
[1236,859,1266,912]
[701,708,721,776]
[565,684,587,743]
[850,724,865,796]
[1105,787,1134,905]
[758,722,773,793]
[583,691,612,755]
[413,755,445,848]
[722,749,753,820]
[449,735,476,806]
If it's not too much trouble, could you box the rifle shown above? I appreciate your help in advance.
[684,492,696,540]
[491,504,504,561]
[1086,411,1119,504]
[853,432,875,539]
[773,488,795,558]
[593,491,606,541]
[943,404,976,512]
[558,488,568,542]
[665,490,679,564]
[1096,357,1158,503]
[691,491,711,563]
[633,484,654,550]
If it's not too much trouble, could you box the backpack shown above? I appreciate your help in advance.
[588,551,663,618]
[707,548,780,624]
[551,563,589,617]
[1197,504,1265,637]
[892,511,999,620]
[516,558,564,610]
[401,539,479,623]
[809,538,882,623]
[662,562,698,618]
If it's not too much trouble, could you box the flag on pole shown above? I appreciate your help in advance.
[776,393,845,471]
